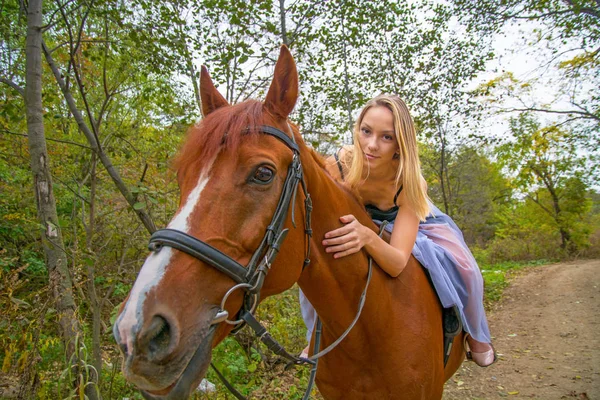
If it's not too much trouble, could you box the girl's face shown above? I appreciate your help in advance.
[358,106,399,166]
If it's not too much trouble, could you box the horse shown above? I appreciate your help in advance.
[113,45,465,400]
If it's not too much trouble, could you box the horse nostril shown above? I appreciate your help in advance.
[145,315,172,359]
[118,340,128,355]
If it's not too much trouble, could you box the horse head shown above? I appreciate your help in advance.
[113,45,309,399]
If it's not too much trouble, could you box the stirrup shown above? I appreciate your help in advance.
[463,334,497,367]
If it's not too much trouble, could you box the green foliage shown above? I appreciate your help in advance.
[478,258,552,304]
[1,0,599,397]
[451,0,599,48]
[422,144,513,246]
[495,113,594,253]
[202,287,312,398]
[488,203,563,262]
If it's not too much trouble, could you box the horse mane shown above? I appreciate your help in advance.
[172,100,365,210]
[301,141,365,208]
[173,100,264,174]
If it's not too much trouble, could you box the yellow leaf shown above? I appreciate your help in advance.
[2,351,11,373]
[508,391,519,395]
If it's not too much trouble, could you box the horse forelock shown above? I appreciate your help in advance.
[173,100,265,178]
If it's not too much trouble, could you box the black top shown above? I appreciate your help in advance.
[334,149,402,222]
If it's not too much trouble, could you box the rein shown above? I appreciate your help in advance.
[146,125,382,399]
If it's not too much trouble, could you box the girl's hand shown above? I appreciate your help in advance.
[322,215,373,258]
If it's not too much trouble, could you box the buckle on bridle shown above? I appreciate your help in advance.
[215,283,259,326]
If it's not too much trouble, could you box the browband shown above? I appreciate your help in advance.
[149,229,247,284]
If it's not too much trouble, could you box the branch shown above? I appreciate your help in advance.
[1,129,93,150]
[0,77,25,97]
[41,0,82,32]
[97,15,113,128]
[503,106,600,122]
[52,174,92,205]
[508,8,582,20]
[66,1,101,140]
[526,193,554,217]
[562,0,600,19]
[99,239,131,311]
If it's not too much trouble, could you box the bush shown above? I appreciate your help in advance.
[485,230,564,263]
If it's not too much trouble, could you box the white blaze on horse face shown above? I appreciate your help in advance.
[116,164,213,353]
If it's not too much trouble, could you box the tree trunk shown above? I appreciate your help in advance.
[24,1,100,398]
[549,186,572,252]
[25,0,80,366]
[437,126,450,215]
[533,166,573,253]
[279,0,289,46]
[340,9,354,139]
[85,152,103,382]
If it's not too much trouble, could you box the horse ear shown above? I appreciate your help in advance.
[200,66,229,117]
[264,45,298,120]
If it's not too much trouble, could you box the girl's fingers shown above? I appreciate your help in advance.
[322,214,363,259]
[325,225,353,239]
[333,247,359,258]
[325,242,353,253]
[324,215,360,239]
[339,214,356,223]
[323,233,353,246]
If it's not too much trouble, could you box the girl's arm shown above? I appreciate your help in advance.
[322,185,420,278]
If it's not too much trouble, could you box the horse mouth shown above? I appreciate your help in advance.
[140,325,217,400]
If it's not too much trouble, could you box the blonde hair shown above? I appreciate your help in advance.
[345,95,430,221]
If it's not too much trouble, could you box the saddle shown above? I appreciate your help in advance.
[442,305,462,366]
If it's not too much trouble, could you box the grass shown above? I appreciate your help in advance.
[480,259,553,304]
[1,256,556,399]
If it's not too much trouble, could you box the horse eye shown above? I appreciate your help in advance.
[252,166,274,184]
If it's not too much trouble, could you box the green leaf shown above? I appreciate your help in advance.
[247,362,257,372]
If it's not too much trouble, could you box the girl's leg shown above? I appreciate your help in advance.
[299,288,316,357]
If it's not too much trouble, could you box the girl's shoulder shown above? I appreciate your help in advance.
[394,175,428,207]
[337,145,354,162]
[325,145,353,181]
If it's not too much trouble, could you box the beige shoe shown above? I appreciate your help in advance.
[464,334,497,367]
[300,344,310,359]
[469,348,496,367]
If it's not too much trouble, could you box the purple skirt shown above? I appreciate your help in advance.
[300,202,492,344]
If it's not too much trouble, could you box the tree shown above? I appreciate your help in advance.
[497,113,592,253]
[22,0,99,397]
[421,144,512,246]
[454,0,599,153]
[2,0,192,390]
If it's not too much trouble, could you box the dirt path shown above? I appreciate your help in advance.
[443,259,600,400]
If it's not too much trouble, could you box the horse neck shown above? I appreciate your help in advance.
[297,149,383,323]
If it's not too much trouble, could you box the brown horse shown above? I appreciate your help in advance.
[114,45,465,400]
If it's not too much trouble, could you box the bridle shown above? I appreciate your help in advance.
[148,124,312,328]
[146,124,381,400]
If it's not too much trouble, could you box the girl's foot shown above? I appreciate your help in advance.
[470,347,496,367]
[464,335,497,367]
[300,344,310,359]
